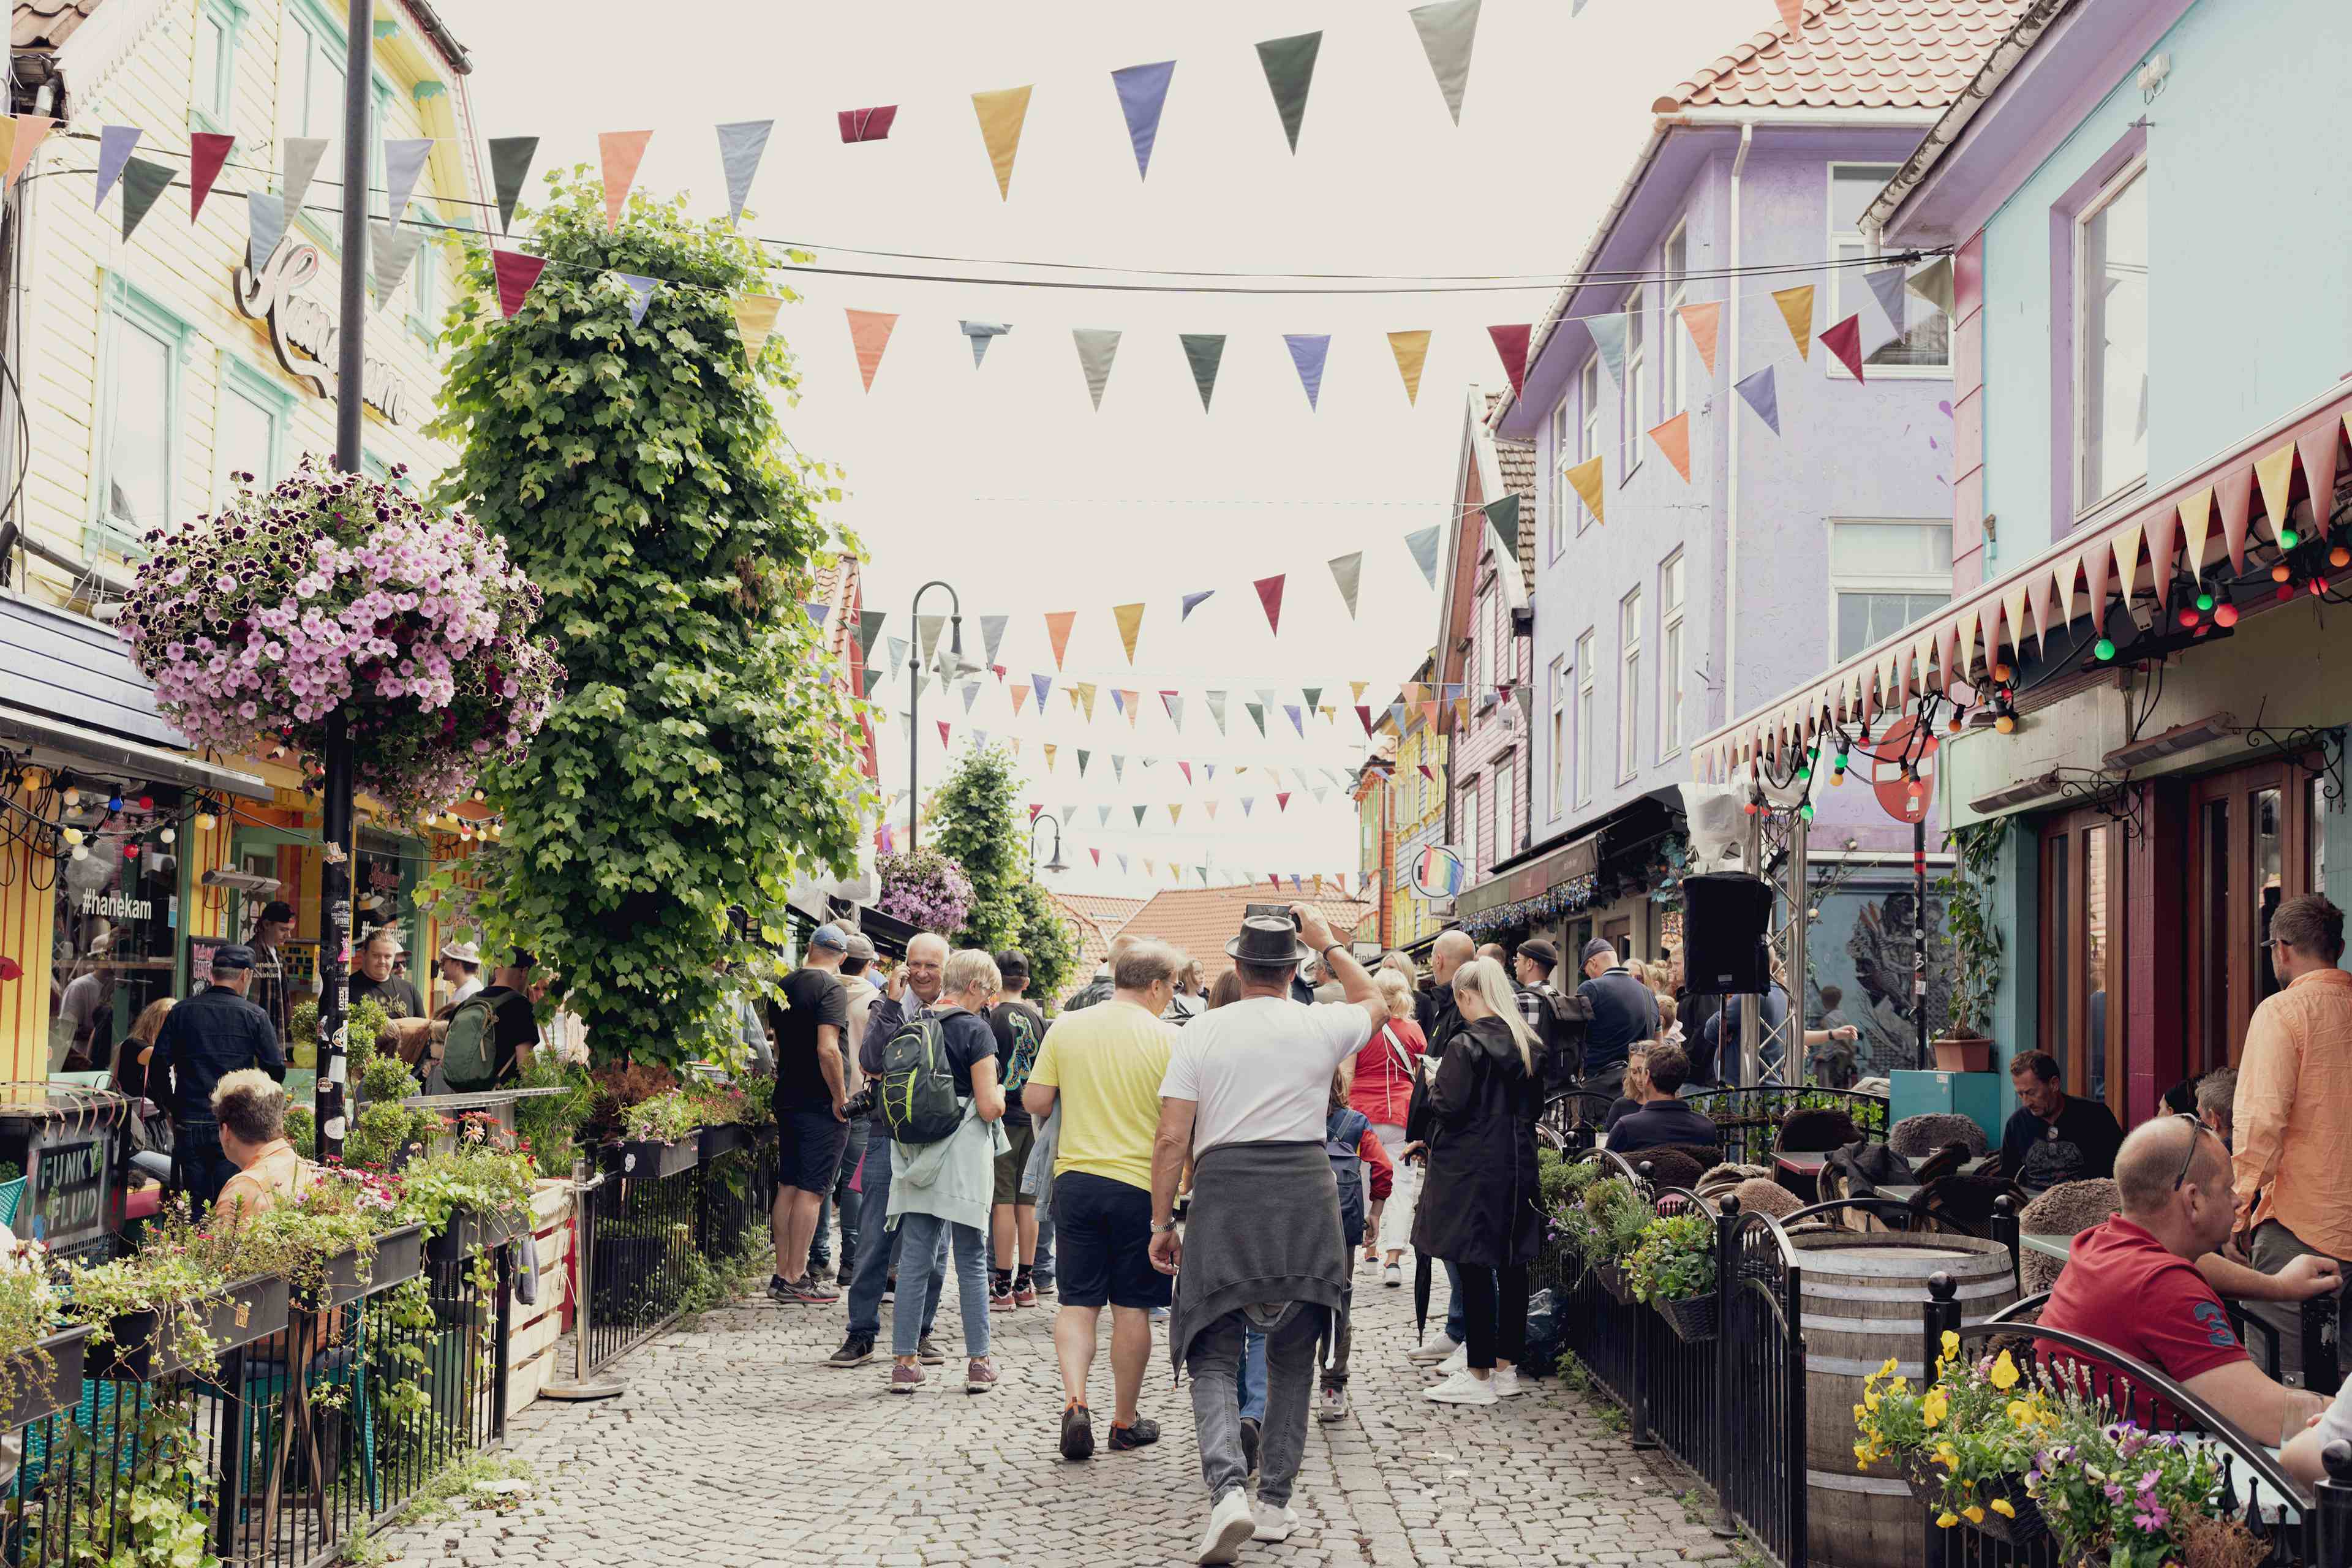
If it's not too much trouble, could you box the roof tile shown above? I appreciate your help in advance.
[1659,0,2029,113]
[1116,881,1373,987]
[13,0,99,54]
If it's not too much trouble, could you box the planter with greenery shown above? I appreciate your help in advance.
[0,1250,84,1428]
[398,1129,538,1265]
[1548,1169,1652,1299]
[184,1164,421,1307]
[1623,1209,1719,1341]
[69,1252,292,1381]
[1935,818,2009,1069]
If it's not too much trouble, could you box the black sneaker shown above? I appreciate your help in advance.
[1109,1416,1161,1451]
[827,1334,875,1368]
[916,1336,947,1366]
[1061,1403,1095,1461]
[1238,1417,1260,1480]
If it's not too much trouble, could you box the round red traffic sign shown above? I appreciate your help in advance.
[1869,716,1939,823]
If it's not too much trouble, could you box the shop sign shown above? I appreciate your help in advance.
[77,889,153,921]
[232,243,417,425]
[31,1139,108,1253]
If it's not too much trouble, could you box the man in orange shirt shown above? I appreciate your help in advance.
[2232,894,2352,1275]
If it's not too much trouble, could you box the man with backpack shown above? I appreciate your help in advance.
[1510,940,1588,1095]
[439,952,538,1094]
[986,949,1048,1310]
[766,925,852,1306]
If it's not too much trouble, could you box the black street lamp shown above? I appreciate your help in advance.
[907,579,983,856]
[1029,812,1069,877]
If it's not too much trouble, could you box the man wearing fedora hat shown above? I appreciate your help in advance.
[1152,905,1385,1561]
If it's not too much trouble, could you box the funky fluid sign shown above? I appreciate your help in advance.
[232,241,417,425]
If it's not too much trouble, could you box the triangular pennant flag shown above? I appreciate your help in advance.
[1205,801,1219,821]
[2299,418,2343,543]
[1284,334,1330,410]
[1121,690,1141,728]
[2253,440,2299,541]
[369,222,425,303]
[1242,798,1256,817]
[1207,692,1229,733]
[846,309,898,391]
[838,106,898,143]
[1178,762,1193,785]
[383,138,434,219]
[91,125,141,210]
[244,192,285,269]
[488,137,537,232]
[1134,805,1148,827]
[1408,0,1482,125]
[1076,682,1098,721]
[1030,673,1051,710]
[864,667,886,696]
[1772,285,1815,360]
[189,132,234,222]
[979,614,1008,668]
[1090,848,1101,867]
[716,119,774,222]
[1045,611,1077,669]
[1821,314,1866,382]
[1405,524,1443,587]
[614,273,657,326]
[1328,552,1364,619]
[1073,328,1122,410]
[1278,793,1292,812]
[1100,807,1113,828]
[1254,575,1286,635]
[1043,743,1057,771]
[859,611,888,663]
[1008,737,1022,761]
[938,721,952,748]
[1,115,56,194]
[960,320,1010,367]
[1676,301,1721,377]
[119,157,172,241]
[1180,334,1226,411]
[962,682,981,715]
[1117,853,1128,874]
[1285,706,1305,737]
[1110,688,1127,717]
[733,295,783,361]
[1246,704,1266,736]
[916,616,946,668]
[1734,366,1781,435]
[1562,455,1605,524]
[1110,61,1176,179]
[1356,705,1374,734]
[1906,256,1956,318]
[1169,805,1183,826]
[1110,753,1124,782]
[886,635,908,675]
[1349,680,1368,704]
[1647,412,1692,482]
[1387,330,1431,405]
[1182,590,1215,620]
[598,130,654,228]
[1312,788,1329,806]
[1585,311,1627,384]
[1255,32,1322,153]
[1160,691,1184,726]
[1864,266,1909,337]
[1487,323,1531,397]
[1482,496,1529,609]
[2217,466,2256,572]
[1775,0,1806,29]
[971,86,1033,200]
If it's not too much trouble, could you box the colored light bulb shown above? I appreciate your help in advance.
[1995,714,2017,735]
[2215,603,2240,627]
[2280,527,2301,549]
[2094,637,2116,661]
[2277,582,2296,602]
[2333,546,2351,570]
[2195,592,2215,612]
[2177,608,2200,628]
[2273,563,2293,583]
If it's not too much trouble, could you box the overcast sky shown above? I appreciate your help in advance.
[437,0,1771,897]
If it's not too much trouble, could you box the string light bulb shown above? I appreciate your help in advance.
[61,788,78,807]
[2094,637,2117,661]
[195,811,217,831]
[2214,602,2241,628]
[1995,713,2017,735]
[19,767,44,791]
[135,795,153,812]
[1992,662,2013,683]
[105,794,122,813]
[2280,526,2302,549]
[61,827,82,846]
[2195,591,2215,612]
[2333,546,2351,570]
[159,827,175,846]
[2272,563,2293,583]
[69,844,88,861]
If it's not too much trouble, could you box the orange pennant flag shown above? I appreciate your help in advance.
[1648,412,1691,481]
[845,309,897,391]
[731,295,782,361]
[1676,301,1721,377]
[597,130,652,229]
[1010,684,1028,714]
[1122,690,1140,728]
[1112,602,1145,664]
[970,86,1033,200]
[1771,285,1814,360]
[1206,801,1219,820]
[1044,611,1077,669]
[0,115,53,191]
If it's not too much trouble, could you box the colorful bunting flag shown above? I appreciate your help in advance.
[1907,255,1956,318]
[962,682,981,714]
[1562,455,1605,524]
[1356,705,1374,734]
[1180,333,1226,411]
[960,320,1010,367]
[1482,497,1529,611]
[1487,323,1529,397]
[1771,285,1815,360]
[278,137,328,220]
[370,222,425,303]
[1110,61,1176,179]
[1408,0,1483,125]
[971,86,1033,200]
[488,137,536,232]
[1090,848,1101,867]
[1074,328,1121,410]
[597,130,652,229]
[860,611,888,663]
[1076,682,1099,722]
[1045,611,1076,669]
[1277,793,1292,812]
[1327,552,1363,619]
[1285,706,1304,737]
[938,721,951,748]
[1405,525,1442,587]
[1735,366,1780,435]
[1284,334,1330,410]
[1676,301,1721,377]
[1160,691,1183,726]
[978,614,1008,668]
[1256,32,1322,153]
[1134,805,1148,826]
[244,192,285,270]
[1169,805,1183,826]
[1077,750,1092,776]
[1387,330,1431,405]
[1207,692,1228,733]
[91,126,140,210]
[846,309,897,391]
[733,295,782,361]
[715,120,774,224]
[1585,310,1629,385]
[613,273,656,326]
[119,156,171,241]
[1648,412,1692,481]
[1254,575,1286,635]
[1863,266,1909,336]
[838,106,897,143]
[190,132,234,222]
[1820,313,1865,381]
[1246,704,1265,736]
[382,137,434,221]
[1182,590,1215,620]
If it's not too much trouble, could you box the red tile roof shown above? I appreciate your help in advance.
[1487,393,1539,594]
[1657,0,2030,113]
[1049,894,1120,984]
[1057,893,1147,932]
[1118,881,1373,986]
[12,0,99,53]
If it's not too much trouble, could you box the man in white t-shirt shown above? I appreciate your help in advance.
[1152,905,1382,1562]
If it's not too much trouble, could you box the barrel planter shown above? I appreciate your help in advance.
[0,1325,91,1428]
[1792,1232,2018,1568]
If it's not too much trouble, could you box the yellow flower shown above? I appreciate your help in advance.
[1940,1329,1960,1359]
[1990,1499,2016,1520]
[1853,1441,1874,1468]
[1989,1351,2020,1392]
[1864,1390,1882,1413]
[1853,1403,1868,1422]
[1937,1513,1959,1529]
[2007,1400,2032,1425]
[1879,1355,1901,1378]
[1963,1506,1986,1525]
[1921,1389,1948,1428]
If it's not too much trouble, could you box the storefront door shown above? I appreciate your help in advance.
[2187,759,2320,1077]
[48,785,183,1080]
[2039,807,2126,1119]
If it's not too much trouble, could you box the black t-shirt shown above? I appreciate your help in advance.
[988,1000,1047,1128]
[1576,969,1659,1073]
[2000,1095,2125,1194]
[1608,1098,1725,1156]
[769,967,849,1111]
[469,986,538,1086]
[349,971,422,1019]
[937,1008,998,1098]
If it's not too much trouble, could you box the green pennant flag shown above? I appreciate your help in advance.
[1255,32,1322,153]
[1180,333,1226,412]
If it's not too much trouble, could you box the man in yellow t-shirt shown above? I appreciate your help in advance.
[1022,939,1182,1461]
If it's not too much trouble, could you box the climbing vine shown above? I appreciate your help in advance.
[1937,817,2009,1038]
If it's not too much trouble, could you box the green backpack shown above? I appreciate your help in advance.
[441,991,502,1093]
[878,1006,965,1147]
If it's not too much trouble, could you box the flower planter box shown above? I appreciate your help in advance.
[90,1275,293,1381]
[1596,1263,1635,1304]
[603,1136,702,1180]
[425,1205,527,1266]
[1903,1463,2048,1548]
[698,1123,754,1161]
[1651,1293,1718,1343]
[0,1325,92,1428]
[309,1223,427,1308]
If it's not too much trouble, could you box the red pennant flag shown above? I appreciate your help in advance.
[1277,792,1292,812]
[1090,848,1101,867]
[1268,875,1281,888]
[1027,802,1042,819]
[1355,705,1373,734]
[492,250,548,317]
[1821,313,1866,382]
[937,721,952,748]
[190,132,235,221]
[1487,325,1531,398]
[1254,575,1286,635]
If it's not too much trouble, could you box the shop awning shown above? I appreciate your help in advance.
[0,704,269,799]
[1693,382,2352,778]
[1454,829,1600,922]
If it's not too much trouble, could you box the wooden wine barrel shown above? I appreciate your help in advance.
[1794,1232,2019,1568]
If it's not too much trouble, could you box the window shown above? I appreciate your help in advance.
[1574,632,1594,807]
[1548,399,1571,557]
[1474,586,1493,693]
[1830,519,1952,660]
[290,12,346,143]
[1660,224,1687,415]
[2040,809,2125,1118]
[1617,590,1642,782]
[216,360,290,491]
[92,279,194,552]
[1493,761,1515,862]
[1659,551,1685,759]
[192,0,243,131]
[1547,655,1565,816]
[1577,358,1601,532]
[2189,759,2321,1080]
[1621,285,1647,473]
[1829,164,1950,373]
[2076,160,2149,513]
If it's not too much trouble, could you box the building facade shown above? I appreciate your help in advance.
[1389,653,1449,953]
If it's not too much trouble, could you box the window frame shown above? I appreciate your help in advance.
[287,0,399,260]
[190,0,247,135]
[1577,357,1601,533]
[2186,756,2320,1081]
[1574,630,1595,809]
[2072,154,2151,520]
[1617,588,1642,785]
[1660,221,1687,417]
[1548,399,1571,560]
[2038,807,2128,1121]
[1826,160,1951,380]
[1621,285,1648,478]
[1493,756,1517,863]
[214,356,295,499]
[89,276,198,557]
[1659,549,1685,761]
[1547,654,1566,818]
[1826,517,1954,664]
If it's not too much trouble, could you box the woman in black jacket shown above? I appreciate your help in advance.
[1411,956,1545,1406]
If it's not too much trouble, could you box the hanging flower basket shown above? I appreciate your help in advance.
[1596,1262,1635,1303]
[603,1135,702,1180]
[0,1325,91,1429]
[115,457,562,825]
[425,1203,528,1265]
[698,1123,755,1161]
[91,1275,292,1381]
[1902,1460,2048,1549]
[310,1222,427,1308]
[1651,1292,1718,1343]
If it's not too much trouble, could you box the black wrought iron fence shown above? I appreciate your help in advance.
[1714,1202,1806,1567]
[582,1130,774,1378]
[1683,1086,1890,1166]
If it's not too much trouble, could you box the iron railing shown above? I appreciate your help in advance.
[1714,1200,1805,1566]
[582,1131,774,1378]
[1683,1086,1890,1166]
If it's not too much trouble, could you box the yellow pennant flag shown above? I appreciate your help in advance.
[2253,440,2299,538]
[1075,682,1098,722]
[1169,804,1183,826]
[1771,285,1815,360]
[1388,330,1431,405]
[1113,602,1145,663]
[1562,454,1605,525]
[970,86,1033,201]
[1349,680,1368,703]
[1044,742,1058,771]
[733,295,782,361]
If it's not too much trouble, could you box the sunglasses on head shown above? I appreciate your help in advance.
[2167,1110,2212,1191]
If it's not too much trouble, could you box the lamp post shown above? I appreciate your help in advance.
[907,579,981,857]
[1029,812,1069,877]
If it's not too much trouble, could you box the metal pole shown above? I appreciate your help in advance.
[905,579,963,857]
[1913,816,1930,1072]
[1740,796,1763,1088]
[1784,809,1808,1087]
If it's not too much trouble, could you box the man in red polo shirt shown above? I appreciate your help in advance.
[2039,1115,2339,1442]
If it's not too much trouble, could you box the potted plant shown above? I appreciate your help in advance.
[689,1081,760,1160]
[1624,1210,1719,1342]
[396,1129,538,1265]
[1555,1174,1649,1301]
[0,1240,86,1428]
[1933,820,2007,1072]
[217,1166,424,1307]
[66,1250,292,1381]
[1853,1333,2054,1547]
[605,1087,705,1178]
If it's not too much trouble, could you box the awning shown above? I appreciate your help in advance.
[1693,382,2352,778]
[1454,830,1600,922]
[0,704,270,799]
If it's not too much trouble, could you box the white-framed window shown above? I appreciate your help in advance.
[1574,630,1595,808]
[1829,163,1951,375]
[1660,551,1686,760]
[289,9,346,143]
[216,358,292,492]
[91,277,195,554]
[1621,285,1648,474]
[1577,358,1601,532]
[1474,586,1493,693]
[2076,158,2149,516]
[1661,222,1687,415]
[1547,654,1566,816]
[1618,589,1642,783]
[192,0,245,132]
[1548,399,1571,558]
[1493,759,1516,861]
[1830,519,1953,660]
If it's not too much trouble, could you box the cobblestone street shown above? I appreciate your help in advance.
[377,1267,1741,1568]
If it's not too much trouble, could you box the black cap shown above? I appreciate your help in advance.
[993,949,1030,981]
[1518,938,1559,973]
[258,901,296,924]
[1582,937,1618,965]
[211,943,257,973]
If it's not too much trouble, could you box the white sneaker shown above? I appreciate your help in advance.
[1251,1501,1300,1542]
[1197,1489,1256,1564]
[1423,1368,1499,1406]
[1492,1366,1526,1398]
[1382,1263,1403,1287]
[1438,1346,1468,1376]
[1406,1331,1460,1365]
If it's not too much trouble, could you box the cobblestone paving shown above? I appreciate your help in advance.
[377,1267,1742,1568]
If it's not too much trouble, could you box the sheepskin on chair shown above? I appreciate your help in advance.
[1730,1177,1802,1219]
[2015,1178,2120,1294]
[1696,1162,1770,1200]
[1890,1112,1991,1159]
[1776,1107,1860,1154]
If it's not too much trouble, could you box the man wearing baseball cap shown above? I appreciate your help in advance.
[149,944,285,1213]
[767,923,853,1304]
[249,901,297,1044]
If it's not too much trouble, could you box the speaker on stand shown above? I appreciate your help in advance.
[1680,873,1772,995]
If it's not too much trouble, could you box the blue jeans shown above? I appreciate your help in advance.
[1444,1260,1466,1344]
[1236,1325,1267,1422]
[891,1212,990,1360]
[845,1134,944,1341]
[1032,1210,1055,1286]
[812,1120,868,1267]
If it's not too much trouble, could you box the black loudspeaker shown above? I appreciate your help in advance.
[1680,873,1773,993]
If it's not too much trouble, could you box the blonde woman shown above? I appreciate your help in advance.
[1348,967,1428,1284]
[113,998,174,1101]
[1412,957,1545,1406]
